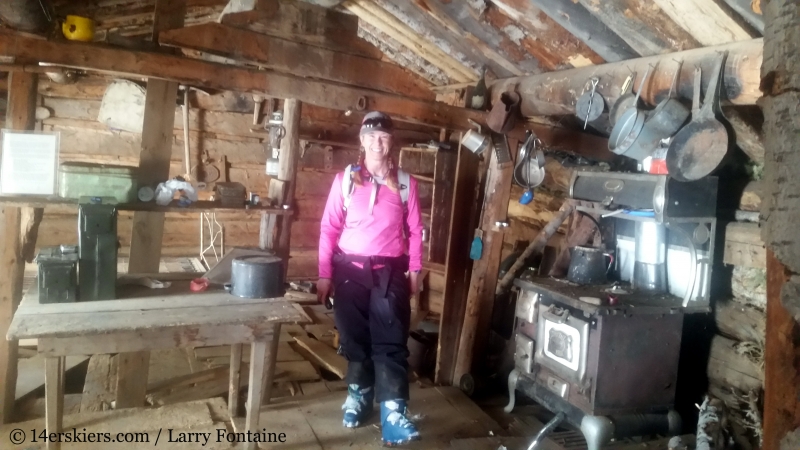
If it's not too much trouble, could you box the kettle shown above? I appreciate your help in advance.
[567,246,614,285]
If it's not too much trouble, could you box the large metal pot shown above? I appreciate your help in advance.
[229,255,284,298]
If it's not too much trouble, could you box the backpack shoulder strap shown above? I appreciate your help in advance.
[342,164,355,210]
[397,168,410,205]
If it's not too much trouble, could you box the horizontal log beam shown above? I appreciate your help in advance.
[490,38,763,117]
[0,30,481,130]
[158,23,434,100]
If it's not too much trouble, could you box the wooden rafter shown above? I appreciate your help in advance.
[159,23,434,100]
[0,30,480,129]
[652,0,756,46]
[0,30,609,156]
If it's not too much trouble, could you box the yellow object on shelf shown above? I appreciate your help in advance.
[62,15,95,42]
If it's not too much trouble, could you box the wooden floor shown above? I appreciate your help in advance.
[233,384,504,449]
[1,385,504,449]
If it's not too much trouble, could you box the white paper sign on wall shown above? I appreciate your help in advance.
[98,79,146,133]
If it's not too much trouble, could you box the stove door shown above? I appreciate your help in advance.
[535,305,590,385]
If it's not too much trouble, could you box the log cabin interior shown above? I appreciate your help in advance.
[0,0,798,449]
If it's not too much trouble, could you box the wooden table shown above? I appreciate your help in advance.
[6,279,308,450]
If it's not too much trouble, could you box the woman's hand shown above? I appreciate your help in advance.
[409,271,420,296]
[316,278,332,305]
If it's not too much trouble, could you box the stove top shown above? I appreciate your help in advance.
[514,277,710,315]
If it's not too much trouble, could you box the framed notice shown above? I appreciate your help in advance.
[0,130,60,196]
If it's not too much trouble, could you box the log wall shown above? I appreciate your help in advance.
[0,76,438,279]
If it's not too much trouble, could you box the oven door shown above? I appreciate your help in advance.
[535,304,590,385]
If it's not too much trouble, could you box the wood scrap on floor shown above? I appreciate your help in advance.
[293,336,347,379]
[194,342,304,366]
[146,361,319,406]
[303,304,335,326]
[147,348,195,386]
[303,324,337,348]
[81,354,118,413]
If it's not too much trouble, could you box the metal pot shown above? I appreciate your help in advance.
[567,246,614,285]
[608,68,651,159]
[461,129,490,155]
[609,73,639,126]
[629,61,690,160]
[229,255,284,298]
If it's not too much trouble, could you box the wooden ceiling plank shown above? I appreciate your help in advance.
[0,29,483,130]
[342,0,477,84]
[365,0,517,80]
[158,23,434,100]
[719,0,764,34]
[219,1,385,60]
[482,3,604,70]
[493,0,639,62]
[490,38,763,117]
[409,0,528,76]
[358,23,452,86]
[651,0,757,46]
[577,0,700,55]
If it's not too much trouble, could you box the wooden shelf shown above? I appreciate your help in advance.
[0,196,294,215]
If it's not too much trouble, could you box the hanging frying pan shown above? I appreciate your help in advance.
[630,60,690,156]
[666,52,729,181]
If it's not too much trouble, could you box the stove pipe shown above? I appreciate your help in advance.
[633,221,667,293]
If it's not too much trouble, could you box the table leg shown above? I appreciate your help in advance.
[245,340,267,450]
[244,324,280,450]
[229,343,243,418]
[45,356,64,450]
[262,324,281,405]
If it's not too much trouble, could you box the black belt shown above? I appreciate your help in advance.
[333,250,408,302]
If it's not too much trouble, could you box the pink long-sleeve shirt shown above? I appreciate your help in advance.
[318,171,423,279]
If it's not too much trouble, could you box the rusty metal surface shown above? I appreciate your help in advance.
[592,313,684,415]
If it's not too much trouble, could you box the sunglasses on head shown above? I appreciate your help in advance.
[362,117,393,131]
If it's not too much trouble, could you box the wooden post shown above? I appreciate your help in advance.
[116,0,185,409]
[452,140,515,386]
[0,70,38,424]
[761,1,800,448]
[435,141,481,385]
[272,99,301,267]
[260,98,277,250]
[429,144,458,264]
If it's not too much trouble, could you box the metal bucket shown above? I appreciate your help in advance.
[230,255,284,298]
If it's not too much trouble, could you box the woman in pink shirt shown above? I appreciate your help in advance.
[316,112,423,446]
